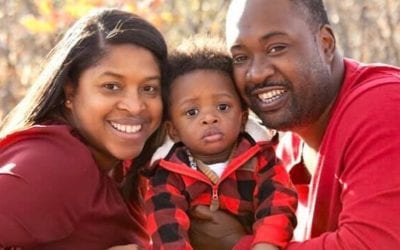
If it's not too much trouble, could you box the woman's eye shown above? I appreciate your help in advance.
[143,85,157,93]
[103,83,120,91]
[142,84,160,96]
[217,104,230,112]
[185,109,199,117]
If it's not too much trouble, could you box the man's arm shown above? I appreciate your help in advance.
[287,82,400,249]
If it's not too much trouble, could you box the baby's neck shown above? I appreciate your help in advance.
[189,144,236,165]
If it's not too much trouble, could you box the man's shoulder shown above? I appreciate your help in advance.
[336,59,400,115]
[344,58,400,89]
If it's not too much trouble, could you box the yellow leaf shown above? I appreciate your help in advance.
[20,15,55,33]
[147,14,162,28]
[64,2,93,18]
[160,11,174,23]
[36,0,53,17]
[122,3,138,13]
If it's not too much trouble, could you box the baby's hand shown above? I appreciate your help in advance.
[189,205,246,250]
[189,204,214,220]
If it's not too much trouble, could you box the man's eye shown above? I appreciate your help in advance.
[217,104,230,112]
[185,109,199,117]
[267,45,287,55]
[232,55,248,65]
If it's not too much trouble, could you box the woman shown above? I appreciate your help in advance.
[0,8,167,250]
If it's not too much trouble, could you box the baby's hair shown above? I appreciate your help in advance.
[164,34,246,118]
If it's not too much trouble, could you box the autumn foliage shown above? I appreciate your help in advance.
[0,0,399,120]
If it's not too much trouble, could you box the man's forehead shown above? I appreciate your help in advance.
[225,0,304,47]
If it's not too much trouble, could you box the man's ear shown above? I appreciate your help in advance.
[63,81,75,110]
[319,24,336,64]
[165,121,181,142]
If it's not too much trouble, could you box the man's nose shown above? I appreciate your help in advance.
[246,55,274,83]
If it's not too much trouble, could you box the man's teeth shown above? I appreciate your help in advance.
[258,89,286,103]
[110,122,141,133]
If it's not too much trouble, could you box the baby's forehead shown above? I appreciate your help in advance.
[169,87,241,111]
[171,69,236,93]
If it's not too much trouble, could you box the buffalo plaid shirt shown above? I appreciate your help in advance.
[145,132,298,249]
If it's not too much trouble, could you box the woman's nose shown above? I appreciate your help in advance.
[117,93,146,114]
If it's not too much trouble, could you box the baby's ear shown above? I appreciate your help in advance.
[165,121,181,142]
[241,109,249,132]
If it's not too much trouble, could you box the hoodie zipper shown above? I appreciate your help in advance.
[210,185,219,211]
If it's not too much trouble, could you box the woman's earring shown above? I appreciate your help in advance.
[64,99,73,110]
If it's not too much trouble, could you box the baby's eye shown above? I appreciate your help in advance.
[185,108,199,117]
[217,104,230,112]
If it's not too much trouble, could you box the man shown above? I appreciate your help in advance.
[189,0,400,249]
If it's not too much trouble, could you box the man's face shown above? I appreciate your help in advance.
[226,0,335,133]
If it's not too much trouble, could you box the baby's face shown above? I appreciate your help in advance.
[166,69,247,163]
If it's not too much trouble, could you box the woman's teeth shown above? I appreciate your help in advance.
[110,122,141,133]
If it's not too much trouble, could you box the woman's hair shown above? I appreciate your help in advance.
[0,8,168,203]
[164,35,247,119]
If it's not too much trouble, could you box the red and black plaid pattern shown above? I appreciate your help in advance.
[145,133,298,249]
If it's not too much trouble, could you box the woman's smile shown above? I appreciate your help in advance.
[109,121,142,134]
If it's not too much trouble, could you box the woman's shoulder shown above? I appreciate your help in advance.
[0,124,98,180]
[2,124,88,155]
[0,125,102,236]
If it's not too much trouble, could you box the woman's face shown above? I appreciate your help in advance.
[65,44,163,171]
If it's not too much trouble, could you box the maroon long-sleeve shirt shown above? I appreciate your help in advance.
[0,125,149,250]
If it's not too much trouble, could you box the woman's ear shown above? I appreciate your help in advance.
[165,121,181,142]
[63,81,75,110]
[319,24,336,64]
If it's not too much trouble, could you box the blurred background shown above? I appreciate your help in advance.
[0,0,399,120]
